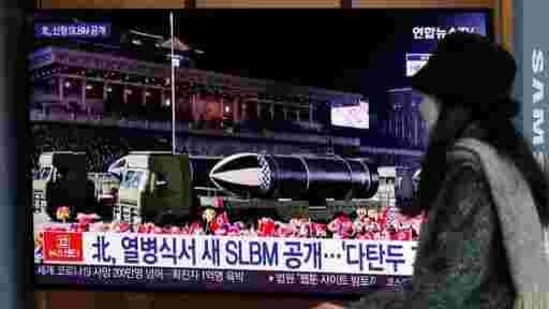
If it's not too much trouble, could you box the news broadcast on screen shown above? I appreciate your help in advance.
[30,10,491,294]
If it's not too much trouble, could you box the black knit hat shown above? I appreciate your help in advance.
[411,32,517,109]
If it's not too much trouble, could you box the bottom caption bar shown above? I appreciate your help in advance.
[35,264,413,294]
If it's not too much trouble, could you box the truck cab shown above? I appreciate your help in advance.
[113,152,193,227]
[32,151,91,221]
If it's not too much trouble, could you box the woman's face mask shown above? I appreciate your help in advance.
[419,93,441,133]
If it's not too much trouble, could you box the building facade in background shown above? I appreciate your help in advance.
[29,45,424,172]
[385,87,426,150]
[29,46,362,130]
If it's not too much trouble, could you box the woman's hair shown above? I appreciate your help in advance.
[402,96,549,227]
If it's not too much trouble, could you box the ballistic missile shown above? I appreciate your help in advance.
[209,153,379,200]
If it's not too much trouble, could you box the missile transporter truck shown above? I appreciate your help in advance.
[112,151,382,227]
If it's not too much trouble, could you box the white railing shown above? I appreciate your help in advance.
[360,146,424,157]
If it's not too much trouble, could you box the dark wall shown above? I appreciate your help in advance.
[35,290,344,309]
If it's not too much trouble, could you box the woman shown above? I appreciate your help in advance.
[315,32,549,309]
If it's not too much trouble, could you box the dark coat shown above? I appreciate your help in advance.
[347,126,516,309]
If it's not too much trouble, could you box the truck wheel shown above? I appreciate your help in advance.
[96,200,112,221]
[155,211,178,227]
[141,210,158,225]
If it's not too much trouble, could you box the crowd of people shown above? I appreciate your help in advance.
[30,123,336,173]
[30,124,170,172]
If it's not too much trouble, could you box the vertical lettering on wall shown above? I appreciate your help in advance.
[519,0,549,153]
[532,48,546,148]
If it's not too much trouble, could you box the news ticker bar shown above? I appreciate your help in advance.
[35,264,412,295]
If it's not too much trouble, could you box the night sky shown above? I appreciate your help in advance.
[31,9,489,117]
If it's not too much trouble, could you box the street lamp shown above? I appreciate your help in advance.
[163,12,195,154]
[124,19,201,155]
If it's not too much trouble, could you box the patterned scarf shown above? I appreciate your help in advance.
[454,138,549,309]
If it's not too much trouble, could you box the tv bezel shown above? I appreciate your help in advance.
[28,8,495,296]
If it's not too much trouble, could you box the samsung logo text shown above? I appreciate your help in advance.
[532,48,546,146]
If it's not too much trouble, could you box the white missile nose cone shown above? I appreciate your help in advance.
[210,168,262,187]
[209,153,266,192]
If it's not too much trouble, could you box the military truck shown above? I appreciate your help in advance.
[110,152,300,227]
[112,152,222,226]
[33,151,120,222]
[32,152,95,221]
[106,151,428,229]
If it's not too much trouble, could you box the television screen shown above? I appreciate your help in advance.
[30,9,492,294]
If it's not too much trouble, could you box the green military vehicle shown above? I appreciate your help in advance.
[32,151,95,221]
[112,152,196,227]
[110,151,305,227]
[33,151,120,222]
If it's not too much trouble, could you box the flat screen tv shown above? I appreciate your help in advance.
[30,9,493,295]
